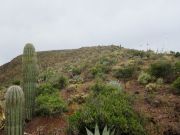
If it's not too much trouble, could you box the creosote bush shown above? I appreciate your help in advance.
[149,60,173,82]
[69,83,146,135]
[114,65,135,80]
[114,65,135,87]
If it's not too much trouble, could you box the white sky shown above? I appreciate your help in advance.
[0,0,180,65]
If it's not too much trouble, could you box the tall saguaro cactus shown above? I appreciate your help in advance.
[5,86,25,135]
[22,43,38,120]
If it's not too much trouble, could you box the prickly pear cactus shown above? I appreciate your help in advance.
[22,43,38,120]
[5,86,25,135]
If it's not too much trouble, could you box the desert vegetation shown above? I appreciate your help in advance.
[0,45,179,135]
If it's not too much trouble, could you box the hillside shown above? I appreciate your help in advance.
[0,46,120,85]
[0,45,180,135]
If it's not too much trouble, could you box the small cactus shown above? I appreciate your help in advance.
[86,124,114,135]
[22,43,38,120]
[5,86,25,135]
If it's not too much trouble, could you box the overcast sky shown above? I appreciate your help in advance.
[0,0,180,65]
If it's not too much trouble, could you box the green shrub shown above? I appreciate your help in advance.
[174,61,180,75]
[90,65,103,77]
[12,80,21,85]
[91,81,106,95]
[156,78,163,85]
[175,52,180,57]
[38,67,56,82]
[35,93,67,116]
[128,49,146,58]
[99,57,117,66]
[71,66,81,76]
[37,83,58,96]
[35,83,67,116]
[115,66,134,80]
[90,57,114,78]
[172,77,180,94]
[114,65,135,87]
[138,72,152,85]
[69,84,146,135]
[149,61,173,81]
[52,75,68,89]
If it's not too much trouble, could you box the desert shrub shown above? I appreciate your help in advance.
[71,66,81,76]
[107,80,123,92]
[114,65,135,87]
[69,75,84,84]
[70,93,89,104]
[144,91,156,106]
[138,72,152,85]
[12,80,21,85]
[114,66,134,80]
[90,65,103,77]
[35,83,67,116]
[90,57,114,78]
[145,83,159,92]
[38,67,56,82]
[149,60,173,81]
[69,83,146,135]
[51,75,68,89]
[172,77,180,94]
[128,49,146,58]
[175,52,180,57]
[156,78,163,85]
[91,81,106,95]
[174,61,180,75]
[35,93,67,116]
[99,57,117,66]
[36,83,58,96]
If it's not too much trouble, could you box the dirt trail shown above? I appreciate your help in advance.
[25,115,67,135]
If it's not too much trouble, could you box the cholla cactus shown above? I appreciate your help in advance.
[5,86,25,135]
[22,43,38,120]
[86,125,114,135]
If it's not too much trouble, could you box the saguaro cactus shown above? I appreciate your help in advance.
[22,43,38,120]
[5,86,25,135]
